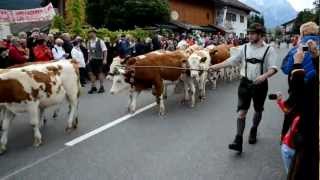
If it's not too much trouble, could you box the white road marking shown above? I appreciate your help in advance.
[0,102,157,179]
[65,102,157,147]
[1,147,67,180]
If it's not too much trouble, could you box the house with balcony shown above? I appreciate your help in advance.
[215,0,259,37]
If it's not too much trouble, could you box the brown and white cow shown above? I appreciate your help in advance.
[0,60,80,155]
[187,48,218,106]
[108,48,196,115]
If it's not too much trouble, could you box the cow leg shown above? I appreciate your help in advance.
[29,105,42,147]
[189,79,196,108]
[158,94,165,116]
[181,80,190,105]
[0,108,4,131]
[0,110,15,155]
[53,107,60,120]
[39,108,46,128]
[163,84,168,100]
[154,79,165,116]
[199,73,207,101]
[65,95,79,133]
[128,89,138,114]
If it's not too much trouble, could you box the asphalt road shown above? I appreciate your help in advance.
[0,46,289,180]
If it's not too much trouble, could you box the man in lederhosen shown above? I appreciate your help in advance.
[210,23,278,153]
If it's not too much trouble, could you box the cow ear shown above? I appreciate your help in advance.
[209,49,218,57]
[127,58,137,66]
[200,57,207,63]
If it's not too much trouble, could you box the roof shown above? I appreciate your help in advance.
[169,21,225,32]
[281,18,296,26]
[10,21,51,34]
[215,0,259,14]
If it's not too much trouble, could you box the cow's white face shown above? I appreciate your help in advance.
[187,54,201,81]
[107,56,124,81]
[109,72,130,95]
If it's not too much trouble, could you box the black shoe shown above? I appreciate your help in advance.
[228,135,243,153]
[88,87,97,94]
[249,127,257,144]
[98,86,105,93]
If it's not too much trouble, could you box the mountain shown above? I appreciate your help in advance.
[0,0,41,10]
[240,0,298,28]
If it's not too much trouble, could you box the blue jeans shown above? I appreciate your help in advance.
[281,144,295,173]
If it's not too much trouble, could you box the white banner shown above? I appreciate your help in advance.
[0,3,56,23]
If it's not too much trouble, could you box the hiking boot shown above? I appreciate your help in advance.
[88,87,97,94]
[98,86,105,93]
[249,127,257,144]
[228,135,243,153]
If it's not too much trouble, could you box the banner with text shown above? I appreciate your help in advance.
[0,3,56,23]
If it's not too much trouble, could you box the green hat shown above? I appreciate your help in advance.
[247,23,266,34]
[88,27,97,33]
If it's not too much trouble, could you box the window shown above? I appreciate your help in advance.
[226,13,236,22]
[240,15,244,23]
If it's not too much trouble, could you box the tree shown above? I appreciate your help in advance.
[86,0,170,30]
[52,15,66,32]
[314,0,320,24]
[40,0,58,7]
[292,9,316,34]
[65,0,86,35]
[247,14,265,27]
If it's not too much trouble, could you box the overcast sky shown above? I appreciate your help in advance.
[287,0,315,11]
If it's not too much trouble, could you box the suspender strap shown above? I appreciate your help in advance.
[244,44,247,78]
[261,46,271,75]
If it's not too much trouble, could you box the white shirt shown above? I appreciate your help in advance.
[177,40,188,50]
[224,42,278,81]
[71,47,86,68]
[52,45,66,60]
[88,38,107,52]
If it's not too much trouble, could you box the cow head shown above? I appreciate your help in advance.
[109,67,130,95]
[187,53,202,82]
[108,56,134,95]
[107,56,123,81]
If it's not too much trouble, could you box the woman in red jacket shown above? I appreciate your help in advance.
[8,37,28,65]
[33,36,53,62]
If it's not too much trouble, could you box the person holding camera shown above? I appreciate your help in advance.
[280,21,319,180]
[209,23,278,153]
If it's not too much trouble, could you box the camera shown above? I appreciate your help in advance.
[302,46,309,52]
[268,94,278,100]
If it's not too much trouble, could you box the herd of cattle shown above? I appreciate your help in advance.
[0,43,240,155]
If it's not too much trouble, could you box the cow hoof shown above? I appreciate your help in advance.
[65,127,74,133]
[0,144,6,155]
[128,107,135,114]
[33,138,42,147]
[163,95,168,99]
[181,99,188,105]
[159,111,165,116]
[53,113,58,119]
[72,118,79,129]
